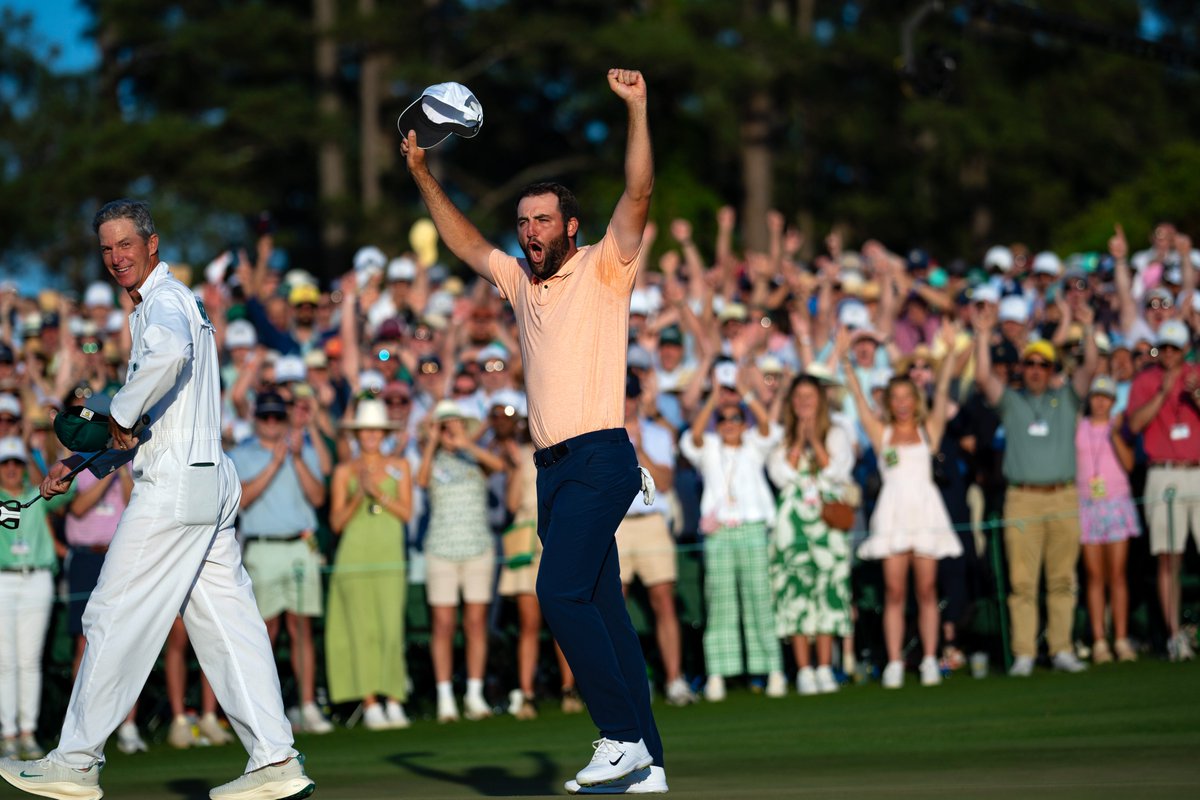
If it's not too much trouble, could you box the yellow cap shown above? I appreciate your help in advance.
[1021,340,1057,364]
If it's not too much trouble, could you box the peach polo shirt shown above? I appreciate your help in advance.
[489,227,641,450]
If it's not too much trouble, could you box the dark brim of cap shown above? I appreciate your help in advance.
[54,406,112,452]
[397,96,482,150]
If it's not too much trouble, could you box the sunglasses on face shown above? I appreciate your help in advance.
[483,360,506,373]
[256,412,287,423]
[413,327,433,342]
[453,384,475,395]
[910,362,932,371]
[73,386,93,399]
[420,362,440,375]
[1134,348,1154,359]
[1022,359,1051,369]
[0,416,18,425]
[81,341,100,355]
[717,414,744,424]
[1160,344,1182,353]
[0,459,23,467]
[1147,298,1173,310]
[1069,280,1088,292]
[490,406,517,418]
[384,396,411,407]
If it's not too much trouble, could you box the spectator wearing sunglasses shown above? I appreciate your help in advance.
[1114,224,1193,345]
[973,302,1098,677]
[1126,319,1200,661]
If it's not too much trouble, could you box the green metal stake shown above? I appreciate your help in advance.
[988,513,1012,673]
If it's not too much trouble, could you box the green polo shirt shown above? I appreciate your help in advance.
[998,384,1080,485]
[0,482,73,572]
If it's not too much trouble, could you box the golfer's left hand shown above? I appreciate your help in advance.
[607,69,647,104]
[40,461,75,498]
[108,416,138,451]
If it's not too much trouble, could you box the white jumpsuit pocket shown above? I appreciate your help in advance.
[176,463,221,526]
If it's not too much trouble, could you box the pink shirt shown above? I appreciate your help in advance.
[1074,420,1131,499]
[65,469,128,547]
[489,227,641,450]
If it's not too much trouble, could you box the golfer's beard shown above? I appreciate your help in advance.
[525,231,571,280]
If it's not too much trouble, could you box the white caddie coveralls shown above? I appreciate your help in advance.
[51,262,297,771]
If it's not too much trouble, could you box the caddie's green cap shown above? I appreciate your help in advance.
[54,399,113,453]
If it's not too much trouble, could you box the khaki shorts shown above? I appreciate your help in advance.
[1145,466,1200,555]
[426,551,495,607]
[242,538,324,619]
[617,513,677,587]
[498,551,542,597]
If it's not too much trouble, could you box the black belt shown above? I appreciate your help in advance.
[71,544,109,555]
[243,534,306,543]
[0,566,45,575]
[533,428,628,469]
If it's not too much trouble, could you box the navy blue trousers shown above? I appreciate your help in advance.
[534,428,665,767]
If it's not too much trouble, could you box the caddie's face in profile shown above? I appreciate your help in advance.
[98,218,159,292]
[517,193,577,281]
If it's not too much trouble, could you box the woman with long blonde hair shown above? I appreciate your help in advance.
[842,324,962,690]
[767,375,856,695]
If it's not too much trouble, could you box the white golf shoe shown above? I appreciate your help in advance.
[0,756,103,800]
[209,755,315,800]
[566,765,668,794]
[575,738,653,787]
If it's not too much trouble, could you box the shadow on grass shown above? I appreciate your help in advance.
[164,777,212,799]
[387,750,560,796]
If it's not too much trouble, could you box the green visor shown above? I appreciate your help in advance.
[54,406,113,453]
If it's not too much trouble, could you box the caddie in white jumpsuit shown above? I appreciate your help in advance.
[0,199,314,800]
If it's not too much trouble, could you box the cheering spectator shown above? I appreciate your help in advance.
[326,399,414,730]
[767,374,856,695]
[1075,377,1140,664]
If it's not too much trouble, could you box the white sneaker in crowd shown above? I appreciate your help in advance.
[168,714,196,749]
[1008,655,1035,677]
[575,738,653,787]
[437,695,460,723]
[1113,638,1138,663]
[209,754,315,800]
[362,703,390,731]
[385,700,411,729]
[0,740,16,760]
[764,671,787,698]
[1167,631,1195,662]
[881,660,905,689]
[0,756,103,800]
[17,733,44,760]
[1091,639,1113,665]
[300,702,334,734]
[1051,651,1087,673]
[664,677,697,707]
[198,712,233,745]
[919,656,942,687]
[796,667,818,696]
[815,665,839,694]
[565,765,669,794]
[703,674,725,702]
[463,694,492,721]
[116,721,147,755]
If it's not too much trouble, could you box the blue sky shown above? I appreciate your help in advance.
[3,0,97,73]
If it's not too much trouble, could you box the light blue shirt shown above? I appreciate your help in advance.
[229,438,321,536]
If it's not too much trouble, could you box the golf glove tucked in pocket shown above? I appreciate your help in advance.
[638,466,656,506]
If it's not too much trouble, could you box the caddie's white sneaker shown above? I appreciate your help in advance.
[881,660,904,689]
[575,738,653,787]
[0,756,103,800]
[796,667,817,696]
[702,675,725,702]
[209,755,315,800]
[116,721,147,755]
[815,666,839,694]
[384,700,410,729]
[764,671,787,698]
[919,656,942,687]
[362,703,389,731]
[1008,655,1035,677]
[565,765,668,794]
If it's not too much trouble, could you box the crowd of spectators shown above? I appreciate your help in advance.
[0,208,1197,755]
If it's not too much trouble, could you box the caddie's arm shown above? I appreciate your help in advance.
[109,297,193,436]
[608,69,653,259]
[401,132,498,285]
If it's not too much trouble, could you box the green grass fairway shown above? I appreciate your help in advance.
[58,660,1199,799]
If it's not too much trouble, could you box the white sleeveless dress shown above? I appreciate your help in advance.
[857,426,963,560]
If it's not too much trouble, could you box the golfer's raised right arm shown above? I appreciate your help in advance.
[403,131,497,285]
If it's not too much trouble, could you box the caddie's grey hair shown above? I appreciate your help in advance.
[92,199,156,240]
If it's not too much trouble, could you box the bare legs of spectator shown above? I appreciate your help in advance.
[165,617,230,746]
[882,554,940,663]
[1157,553,1184,641]
[790,634,833,669]
[1083,541,1130,660]
[620,582,683,687]
[265,612,316,706]
[431,602,490,721]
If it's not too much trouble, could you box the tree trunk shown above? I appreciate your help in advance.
[359,0,387,214]
[314,0,347,265]
[740,87,773,254]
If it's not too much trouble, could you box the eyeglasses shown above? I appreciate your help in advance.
[413,327,433,342]
[384,396,411,407]
[483,360,506,373]
[256,412,287,422]
[490,405,517,418]
[0,416,18,425]
[717,414,744,424]
[73,386,93,399]
[1160,344,1182,353]
[1069,279,1088,292]
[81,342,100,355]
[1147,298,1173,310]
[1021,359,1051,369]
[420,361,440,375]
[0,459,23,467]
[910,362,932,371]
[1134,348,1154,359]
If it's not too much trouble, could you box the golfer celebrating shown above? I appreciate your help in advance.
[0,200,314,800]
[401,69,666,794]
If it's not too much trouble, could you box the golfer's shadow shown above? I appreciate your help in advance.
[388,750,560,796]
[164,777,211,799]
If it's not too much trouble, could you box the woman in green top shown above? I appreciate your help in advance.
[0,437,70,760]
[325,400,413,731]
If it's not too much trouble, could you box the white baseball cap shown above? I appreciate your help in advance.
[0,394,21,419]
[387,257,417,283]
[629,289,653,317]
[354,246,387,274]
[477,344,509,365]
[225,319,257,350]
[971,284,1000,304]
[0,436,27,463]
[838,301,871,330]
[627,344,654,371]
[714,361,738,389]
[1032,251,1063,277]
[84,281,114,308]
[274,355,307,384]
[489,388,527,418]
[983,245,1014,273]
[1157,319,1190,349]
[359,369,387,395]
[998,295,1029,324]
[397,82,484,149]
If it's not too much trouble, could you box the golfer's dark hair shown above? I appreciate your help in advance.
[93,199,156,240]
[518,182,580,243]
